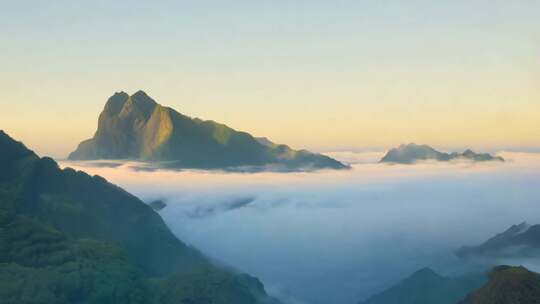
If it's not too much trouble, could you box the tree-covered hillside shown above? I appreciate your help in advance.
[0,130,279,304]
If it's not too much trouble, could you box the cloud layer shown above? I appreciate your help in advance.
[60,152,540,304]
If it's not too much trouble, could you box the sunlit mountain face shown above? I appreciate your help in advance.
[60,151,540,304]
[68,91,347,171]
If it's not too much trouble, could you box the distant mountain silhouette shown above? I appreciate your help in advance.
[69,91,347,171]
[457,222,540,259]
[380,143,504,164]
[359,267,485,304]
[0,130,280,304]
[459,265,540,304]
[358,261,540,304]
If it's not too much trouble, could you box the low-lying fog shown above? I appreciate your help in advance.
[60,152,540,304]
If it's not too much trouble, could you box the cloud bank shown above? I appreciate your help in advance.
[59,152,540,304]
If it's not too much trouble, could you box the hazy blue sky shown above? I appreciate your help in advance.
[1,1,539,157]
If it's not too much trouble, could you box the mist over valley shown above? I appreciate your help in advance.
[60,151,540,304]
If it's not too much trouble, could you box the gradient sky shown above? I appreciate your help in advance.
[1,1,539,158]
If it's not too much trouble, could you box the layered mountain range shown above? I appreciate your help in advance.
[457,222,540,259]
[359,219,540,304]
[3,128,540,304]
[0,130,279,304]
[68,91,347,171]
[359,268,485,304]
[380,143,504,164]
[360,265,540,304]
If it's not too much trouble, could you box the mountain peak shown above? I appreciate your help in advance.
[456,221,536,259]
[381,144,504,164]
[132,90,151,99]
[381,143,444,164]
[103,91,156,116]
[68,91,347,170]
[122,91,158,122]
[491,221,531,241]
[115,91,129,96]
[103,91,130,115]
[360,267,485,304]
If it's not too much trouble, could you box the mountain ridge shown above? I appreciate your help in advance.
[457,222,540,259]
[69,91,347,171]
[358,267,485,304]
[0,129,280,304]
[459,265,540,304]
[380,143,504,164]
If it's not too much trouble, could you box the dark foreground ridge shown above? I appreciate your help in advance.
[380,143,504,164]
[0,130,280,304]
[459,266,540,304]
[68,91,347,171]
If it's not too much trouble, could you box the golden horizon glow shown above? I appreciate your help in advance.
[3,84,539,158]
[1,2,539,157]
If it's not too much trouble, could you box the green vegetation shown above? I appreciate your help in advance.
[0,130,279,304]
[459,266,540,304]
[68,90,347,170]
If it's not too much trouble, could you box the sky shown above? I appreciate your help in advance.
[1,1,539,158]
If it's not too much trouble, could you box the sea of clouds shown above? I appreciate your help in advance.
[60,151,540,304]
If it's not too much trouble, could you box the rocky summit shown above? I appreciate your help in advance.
[69,91,347,171]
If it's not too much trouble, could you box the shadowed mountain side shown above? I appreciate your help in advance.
[69,91,347,171]
[0,130,280,304]
[459,266,540,304]
[358,268,485,304]
[457,222,540,259]
[380,143,504,164]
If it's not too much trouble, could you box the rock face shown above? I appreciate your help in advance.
[459,266,540,304]
[457,222,540,259]
[359,268,485,304]
[69,91,347,171]
[380,143,504,164]
[0,130,279,304]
